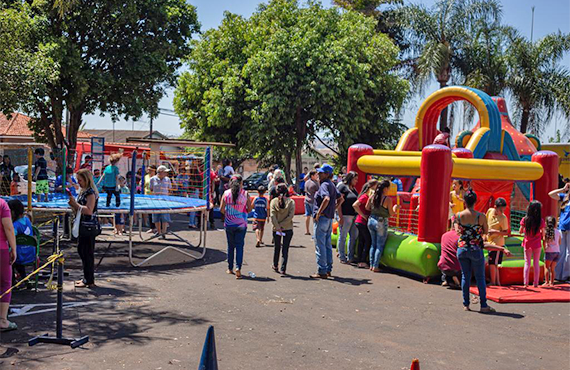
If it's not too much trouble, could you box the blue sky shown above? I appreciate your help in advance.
[84,0,570,140]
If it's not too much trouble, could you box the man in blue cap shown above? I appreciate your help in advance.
[311,163,344,278]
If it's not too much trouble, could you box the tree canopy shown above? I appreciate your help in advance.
[0,0,199,164]
[174,0,408,183]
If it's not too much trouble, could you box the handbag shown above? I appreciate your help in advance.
[79,212,101,238]
[72,207,82,238]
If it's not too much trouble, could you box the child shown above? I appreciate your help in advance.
[10,173,19,196]
[33,148,49,202]
[92,169,103,192]
[8,199,35,289]
[98,152,122,208]
[519,201,545,288]
[252,186,268,248]
[449,180,465,215]
[486,198,510,286]
[543,216,561,286]
[114,176,130,235]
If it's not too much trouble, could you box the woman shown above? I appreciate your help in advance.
[0,155,15,196]
[366,180,398,272]
[352,179,378,268]
[304,170,319,235]
[220,175,252,279]
[268,169,284,192]
[337,171,359,264]
[454,190,494,312]
[270,184,295,274]
[549,181,570,281]
[0,197,17,332]
[68,169,99,288]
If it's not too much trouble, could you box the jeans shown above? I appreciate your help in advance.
[225,226,246,271]
[555,230,570,280]
[338,215,358,262]
[457,247,488,308]
[314,216,333,274]
[273,230,293,272]
[368,216,388,268]
[77,235,96,285]
[104,186,120,207]
[355,222,371,264]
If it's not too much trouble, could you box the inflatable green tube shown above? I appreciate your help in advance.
[381,232,441,278]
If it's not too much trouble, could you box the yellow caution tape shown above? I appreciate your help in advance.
[0,253,63,299]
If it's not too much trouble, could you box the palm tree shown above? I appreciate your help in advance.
[401,0,502,129]
[504,31,570,134]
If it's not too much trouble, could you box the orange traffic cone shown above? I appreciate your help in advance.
[410,358,420,370]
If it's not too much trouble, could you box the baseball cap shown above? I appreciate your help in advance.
[157,165,170,173]
[317,163,334,174]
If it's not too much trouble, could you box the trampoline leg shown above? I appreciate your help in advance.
[128,215,135,267]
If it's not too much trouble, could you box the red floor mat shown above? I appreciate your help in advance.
[469,284,570,303]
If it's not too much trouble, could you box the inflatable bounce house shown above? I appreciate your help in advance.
[346,86,559,284]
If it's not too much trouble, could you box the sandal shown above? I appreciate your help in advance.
[480,306,496,313]
[372,267,381,273]
[0,321,17,332]
[235,270,242,279]
[463,306,470,311]
[272,265,279,273]
[309,273,327,279]
[226,269,234,275]
[74,280,96,288]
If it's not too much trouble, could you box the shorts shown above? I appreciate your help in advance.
[488,250,504,265]
[545,252,560,262]
[304,202,313,217]
[152,213,171,223]
[36,179,49,194]
[253,219,266,231]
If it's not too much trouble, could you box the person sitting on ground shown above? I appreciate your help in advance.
[486,198,511,286]
[270,184,295,275]
[253,186,268,248]
[543,216,561,287]
[433,127,451,147]
[0,197,17,332]
[8,199,35,290]
[149,166,172,239]
[438,228,462,289]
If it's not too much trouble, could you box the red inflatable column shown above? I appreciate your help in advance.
[532,151,559,218]
[347,144,374,193]
[418,145,453,243]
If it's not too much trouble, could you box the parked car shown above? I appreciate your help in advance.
[243,172,269,190]
[14,165,56,194]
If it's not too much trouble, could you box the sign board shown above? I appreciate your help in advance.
[91,137,105,172]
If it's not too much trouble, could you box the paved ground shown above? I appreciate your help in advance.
[1,215,569,370]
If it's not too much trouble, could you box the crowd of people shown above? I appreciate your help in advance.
[218,162,570,314]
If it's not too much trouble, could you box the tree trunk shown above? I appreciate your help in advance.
[438,80,449,131]
[294,107,306,193]
[520,107,530,133]
[284,152,292,186]
[67,108,84,169]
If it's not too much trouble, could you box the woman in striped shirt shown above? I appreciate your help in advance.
[220,174,252,279]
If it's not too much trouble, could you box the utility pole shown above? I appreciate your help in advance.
[150,117,153,137]
[530,6,535,42]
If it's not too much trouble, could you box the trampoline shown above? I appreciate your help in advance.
[17,194,208,267]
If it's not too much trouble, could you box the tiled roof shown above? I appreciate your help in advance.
[0,112,92,138]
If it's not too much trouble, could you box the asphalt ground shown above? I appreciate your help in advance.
[1,214,569,370]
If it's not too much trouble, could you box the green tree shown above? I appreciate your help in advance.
[504,31,570,134]
[175,0,408,189]
[400,0,502,129]
[0,1,199,165]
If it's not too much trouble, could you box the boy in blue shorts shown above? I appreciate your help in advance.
[253,186,268,248]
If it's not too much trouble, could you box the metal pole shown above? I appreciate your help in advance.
[56,260,63,339]
[149,117,153,137]
[27,148,32,212]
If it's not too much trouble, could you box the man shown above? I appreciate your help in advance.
[298,167,308,195]
[433,127,451,147]
[304,170,319,236]
[80,155,92,170]
[311,164,344,279]
[438,229,461,288]
[55,167,79,197]
[219,159,234,195]
[149,165,172,239]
